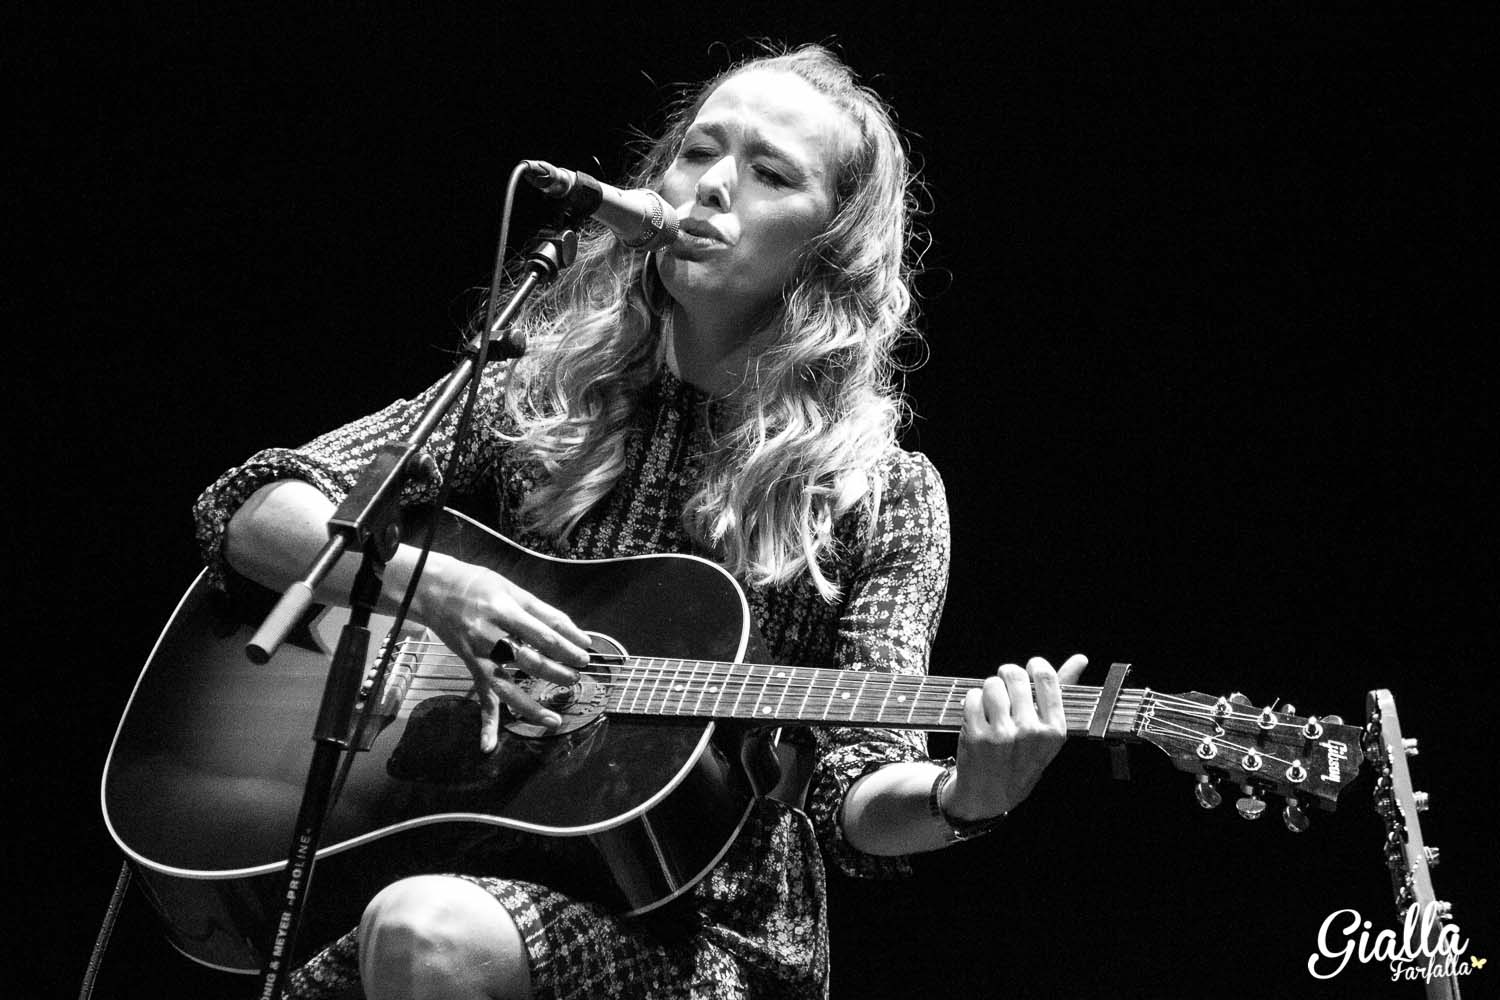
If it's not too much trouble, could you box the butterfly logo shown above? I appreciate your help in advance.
[1471,956,1487,969]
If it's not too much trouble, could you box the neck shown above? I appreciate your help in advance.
[665,302,772,396]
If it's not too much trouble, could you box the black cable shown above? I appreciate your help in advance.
[78,861,132,1000]
[335,162,530,793]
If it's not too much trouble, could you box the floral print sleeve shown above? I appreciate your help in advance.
[192,363,514,591]
[805,450,951,879]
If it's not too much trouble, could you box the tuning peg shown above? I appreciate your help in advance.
[1280,702,1297,716]
[1413,791,1430,812]
[1403,737,1420,757]
[1434,901,1453,919]
[1235,785,1266,820]
[1194,775,1222,809]
[1228,692,1251,706]
[1282,797,1310,833]
[1321,714,1343,726]
[1424,846,1441,867]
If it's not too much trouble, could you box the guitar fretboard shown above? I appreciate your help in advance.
[599,658,1147,736]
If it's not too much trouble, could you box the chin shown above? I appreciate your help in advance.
[657,257,719,303]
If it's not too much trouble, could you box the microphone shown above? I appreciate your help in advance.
[521,160,679,251]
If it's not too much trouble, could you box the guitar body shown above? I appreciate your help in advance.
[102,511,761,972]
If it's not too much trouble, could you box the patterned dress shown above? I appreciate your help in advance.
[193,363,951,999]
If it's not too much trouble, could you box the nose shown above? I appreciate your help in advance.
[695,155,735,212]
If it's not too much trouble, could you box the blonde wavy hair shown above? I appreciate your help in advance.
[502,44,922,600]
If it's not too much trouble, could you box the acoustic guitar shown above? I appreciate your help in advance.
[102,508,1367,973]
[1365,689,1465,998]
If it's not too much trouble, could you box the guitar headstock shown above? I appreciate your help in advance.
[1135,689,1366,829]
[1364,689,1462,998]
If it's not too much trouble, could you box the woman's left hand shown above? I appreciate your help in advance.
[943,654,1089,821]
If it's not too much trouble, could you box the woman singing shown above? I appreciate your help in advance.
[195,43,1086,1000]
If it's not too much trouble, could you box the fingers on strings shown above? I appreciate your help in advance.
[968,660,1064,729]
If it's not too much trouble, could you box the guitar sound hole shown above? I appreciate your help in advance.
[502,631,623,738]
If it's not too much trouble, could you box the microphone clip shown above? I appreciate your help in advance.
[522,226,579,282]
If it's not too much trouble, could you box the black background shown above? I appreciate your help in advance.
[8,4,1492,998]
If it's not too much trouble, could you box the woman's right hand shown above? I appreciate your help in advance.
[410,554,593,753]
[224,480,592,752]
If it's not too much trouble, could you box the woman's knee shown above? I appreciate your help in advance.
[358,875,531,999]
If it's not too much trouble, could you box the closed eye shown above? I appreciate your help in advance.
[752,164,789,187]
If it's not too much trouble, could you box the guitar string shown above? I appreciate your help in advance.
[372,665,1334,784]
[405,665,1212,734]
[391,640,1341,733]
[389,657,1135,709]
[399,643,1141,705]
[364,644,1341,787]
[394,639,1315,724]
[384,666,1133,727]
[395,655,1271,730]
[387,646,1324,733]
[393,644,1120,697]
[395,677,1290,749]
[392,675,1122,718]
[399,640,1211,704]
[390,652,1334,737]
[390,683,1182,746]
[372,668,1331,784]
[393,675,1313,761]
[1133,716,1310,771]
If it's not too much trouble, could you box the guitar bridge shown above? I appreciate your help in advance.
[351,627,424,750]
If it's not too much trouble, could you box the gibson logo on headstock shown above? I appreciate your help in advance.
[1319,738,1349,783]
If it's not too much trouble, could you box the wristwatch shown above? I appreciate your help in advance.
[929,763,1007,842]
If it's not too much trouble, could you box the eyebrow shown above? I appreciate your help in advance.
[686,120,816,183]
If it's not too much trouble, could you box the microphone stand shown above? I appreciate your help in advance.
[247,220,580,1000]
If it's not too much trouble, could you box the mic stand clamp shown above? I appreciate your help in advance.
[466,225,577,362]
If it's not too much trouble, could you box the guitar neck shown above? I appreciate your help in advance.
[602,657,1147,740]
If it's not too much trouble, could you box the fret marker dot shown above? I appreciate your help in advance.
[708,686,719,693]
[896,695,907,703]
[673,683,685,691]
[760,706,771,715]
[840,692,850,700]
[777,671,788,678]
